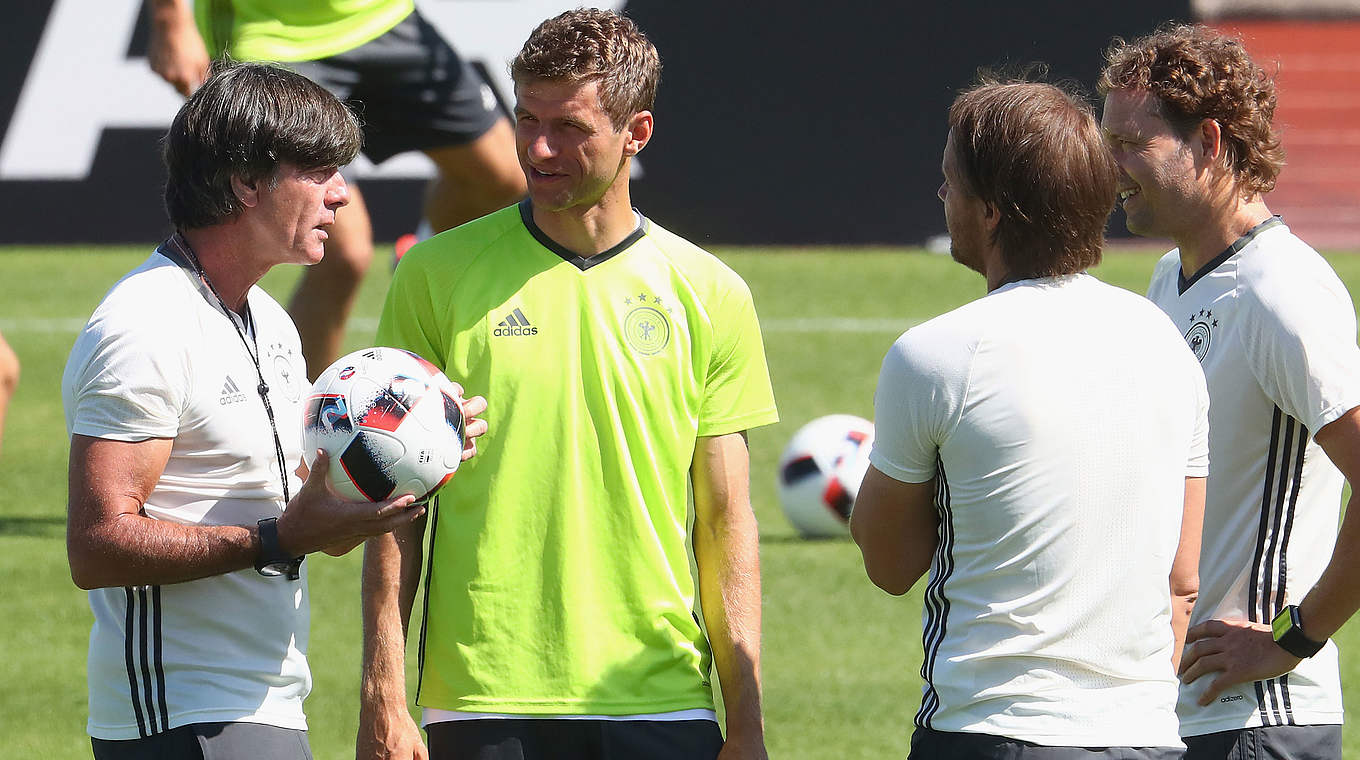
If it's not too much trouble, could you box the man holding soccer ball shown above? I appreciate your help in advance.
[62,62,486,759]
[359,9,778,760]
[1101,25,1360,759]
[852,78,1209,759]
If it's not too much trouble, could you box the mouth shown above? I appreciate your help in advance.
[1118,187,1140,204]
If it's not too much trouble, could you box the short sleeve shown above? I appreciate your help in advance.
[1186,350,1211,478]
[64,320,190,441]
[1240,262,1360,436]
[376,245,447,368]
[696,277,778,436]
[868,325,972,484]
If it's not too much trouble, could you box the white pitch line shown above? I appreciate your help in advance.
[0,317,89,333]
[1,316,916,335]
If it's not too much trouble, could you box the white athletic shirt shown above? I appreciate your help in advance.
[870,273,1209,748]
[62,246,311,740]
[1147,219,1360,734]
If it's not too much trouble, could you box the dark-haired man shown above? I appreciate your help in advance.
[359,9,777,760]
[62,61,486,759]
[1101,24,1360,759]
[852,79,1209,759]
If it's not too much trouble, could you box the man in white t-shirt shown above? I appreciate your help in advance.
[1100,24,1360,760]
[852,78,1210,759]
[63,61,486,760]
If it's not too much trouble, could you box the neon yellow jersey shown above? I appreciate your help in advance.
[376,202,779,714]
[195,0,413,62]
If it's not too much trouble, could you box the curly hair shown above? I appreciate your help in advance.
[510,8,661,131]
[1099,23,1285,196]
[949,79,1118,278]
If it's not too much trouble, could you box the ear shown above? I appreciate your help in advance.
[1197,118,1223,164]
[230,175,261,209]
[981,200,1001,235]
[622,110,654,157]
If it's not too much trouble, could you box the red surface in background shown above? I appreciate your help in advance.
[1211,20,1360,249]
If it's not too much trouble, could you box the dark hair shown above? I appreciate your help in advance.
[948,78,1118,277]
[511,8,661,131]
[162,61,362,229]
[1099,23,1284,196]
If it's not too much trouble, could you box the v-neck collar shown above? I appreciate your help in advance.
[518,199,648,272]
[1177,216,1283,295]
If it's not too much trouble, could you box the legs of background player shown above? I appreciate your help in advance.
[289,182,375,380]
[0,330,17,456]
[421,119,526,234]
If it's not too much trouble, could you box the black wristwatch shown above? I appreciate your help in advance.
[254,517,303,580]
[1271,604,1326,659]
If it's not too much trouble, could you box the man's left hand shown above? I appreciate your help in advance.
[1178,618,1302,706]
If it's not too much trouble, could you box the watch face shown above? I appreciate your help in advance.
[1272,607,1292,640]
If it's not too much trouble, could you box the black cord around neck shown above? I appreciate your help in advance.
[162,234,293,512]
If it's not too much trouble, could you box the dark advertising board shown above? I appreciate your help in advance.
[0,1,1187,245]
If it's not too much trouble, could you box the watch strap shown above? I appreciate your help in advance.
[254,517,303,580]
[1271,605,1325,659]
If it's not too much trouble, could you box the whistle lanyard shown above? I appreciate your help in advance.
[161,234,293,509]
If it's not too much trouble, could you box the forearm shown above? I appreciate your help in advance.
[1298,489,1360,640]
[696,502,764,744]
[1170,590,1196,671]
[360,517,426,707]
[1169,476,1204,670]
[68,512,258,589]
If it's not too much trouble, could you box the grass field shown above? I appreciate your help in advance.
[5,244,1360,758]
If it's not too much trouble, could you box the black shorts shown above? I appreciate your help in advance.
[1183,724,1341,760]
[909,727,1184,760]
[291,8,503,163]
[90,721,311,760]
[424,718,724,760]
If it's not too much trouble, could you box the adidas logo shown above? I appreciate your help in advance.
[219,376,248,406]
[494,308,538,337]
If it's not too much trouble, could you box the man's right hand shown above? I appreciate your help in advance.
[356,700,429,760]
[148,0,210,96]
[277,450,425,557]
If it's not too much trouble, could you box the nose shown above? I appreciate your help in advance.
[526,131,556,163]
[327,172,350,208]
[937,182,947,202]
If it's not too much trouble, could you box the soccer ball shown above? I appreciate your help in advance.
[776,414,875,538]
[301,347,466,502]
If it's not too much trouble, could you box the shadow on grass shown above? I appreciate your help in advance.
[0,515,65,538]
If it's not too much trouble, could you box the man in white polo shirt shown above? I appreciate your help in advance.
[852,78,1209,759]
[1101,24,1360,759]
[62,61,485,759]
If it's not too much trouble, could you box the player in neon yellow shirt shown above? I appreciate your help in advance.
[359,9,778,760]
[146,0,525,378]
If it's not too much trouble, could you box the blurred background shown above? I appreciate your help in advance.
[5,0,1359,248]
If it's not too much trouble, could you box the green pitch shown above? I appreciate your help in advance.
[4,245,1360,758]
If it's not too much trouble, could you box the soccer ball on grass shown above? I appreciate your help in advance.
[776,414,875,538]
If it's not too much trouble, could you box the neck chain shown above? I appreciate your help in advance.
[164,234,293,510]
